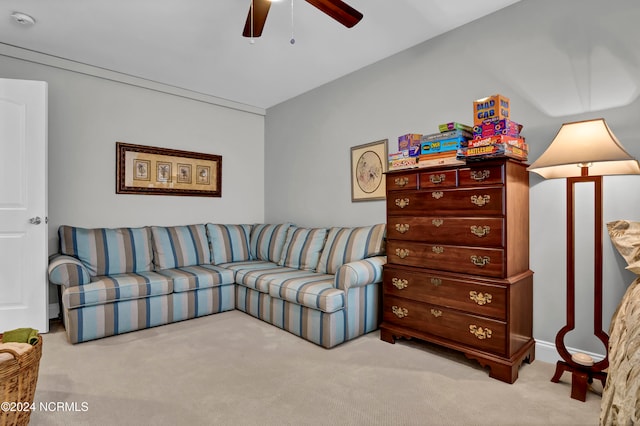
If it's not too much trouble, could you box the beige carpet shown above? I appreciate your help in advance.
[29,311,602,425]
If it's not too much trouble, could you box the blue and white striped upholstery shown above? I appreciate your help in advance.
[151,225,211,270]
[250,223,292,262]
[217,260,278,272]
[235,266,308,293]
[316,224,386,274]
[48,254,91,287]
[235,266,342,312]
[59,225,154,276]
[171,285,235,322]
[63,285,235,344]
[236,283,380,348]
[156,264,235,293]
[268,274,344,313]
[206,224,252,265]
[278,227,328,271]
[334,256,386,291]
[62,271,172,309]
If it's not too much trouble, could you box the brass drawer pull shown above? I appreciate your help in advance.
[394,177,409,187]
[430,278,442,287]
[392,278,408,290]
[395,198,410,208]
[395,223,410,234]
[432,219,444,227]
[395,248,410,259]
[432,246,444,254]
[432,191,444,200]
[430,174,446,184]
[392,306,409,319]
[470,170,490,182]
[469,291,492,305]
[430,309,443,318]
[471,255,490,267]
[470,195,491,207]
[470,225,490,237]
[469,325,492,340]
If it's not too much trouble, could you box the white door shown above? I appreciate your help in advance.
[0,78,48,333]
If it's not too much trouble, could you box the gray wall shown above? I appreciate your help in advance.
[265,0,640,359]
[0,53,265,308]
[0,55,265,252]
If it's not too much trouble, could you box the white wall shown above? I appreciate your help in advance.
[265,0,640,360]
[0,54,265,254]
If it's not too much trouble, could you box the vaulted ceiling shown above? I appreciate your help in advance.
[1,0,520,109]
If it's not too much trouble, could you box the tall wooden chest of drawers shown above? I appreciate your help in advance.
[380,158,534,383]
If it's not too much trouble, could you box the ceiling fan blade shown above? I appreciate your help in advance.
[243,0,271,37]
[304,0,363,28]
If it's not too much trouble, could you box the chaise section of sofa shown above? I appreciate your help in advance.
[49,222,386,347]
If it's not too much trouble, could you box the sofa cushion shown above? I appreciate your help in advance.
[268,274,344,313]
[151,225,211,270]
[250,223,292,263]
[316,224,386,274]
[206,224,252,265]
[58,225,154,276]
[62,271,172,309]
[217,260,279,272]
[278,227,328,271]
[236,266,318,293]
[156,264,235,293]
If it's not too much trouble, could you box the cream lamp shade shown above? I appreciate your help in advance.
[527,118,640,179]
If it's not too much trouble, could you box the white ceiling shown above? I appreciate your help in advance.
[0,0,520,110]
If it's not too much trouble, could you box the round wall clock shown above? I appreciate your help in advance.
[356,150,383,193]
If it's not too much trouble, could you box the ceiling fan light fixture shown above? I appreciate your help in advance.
[11,11,36,26]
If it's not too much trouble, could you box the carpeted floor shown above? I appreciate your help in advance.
[29,311,602,425]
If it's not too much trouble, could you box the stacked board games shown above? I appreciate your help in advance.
[419,123,471,168]
[458,94,528,161]
[389,133,421,170]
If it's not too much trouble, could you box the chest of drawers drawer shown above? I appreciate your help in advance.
[383,266,507,320]
[387,240,505,278]
[458,165,504,186]
[387,216,504,247]
[387,187,504,216]
[383,295,507,355]
[387,173,418,191]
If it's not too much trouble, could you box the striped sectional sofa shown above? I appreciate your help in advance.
[48,223,386,348]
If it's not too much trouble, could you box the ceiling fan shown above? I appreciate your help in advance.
[243,0,363,38]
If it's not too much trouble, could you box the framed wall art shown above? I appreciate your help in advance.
[116,142,222,197]
[350,139,388,202]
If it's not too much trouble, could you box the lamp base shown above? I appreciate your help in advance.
[551,360,607,401]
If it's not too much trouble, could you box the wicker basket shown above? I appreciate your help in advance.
[0,334,43,426]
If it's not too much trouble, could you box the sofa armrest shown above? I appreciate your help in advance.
[48,254,91,287]
[335,256,386,291]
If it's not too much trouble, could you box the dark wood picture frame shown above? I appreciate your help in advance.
[116,142,222,197]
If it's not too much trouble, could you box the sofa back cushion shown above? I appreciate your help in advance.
[151,225,211,270]
[278,227,327,271]
[316,224,386,274]
[207,224,252,265]
[250,223,292,263]
[58,225,154,276]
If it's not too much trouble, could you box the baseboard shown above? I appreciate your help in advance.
[535,339,605,364]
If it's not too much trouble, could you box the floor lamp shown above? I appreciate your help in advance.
[527,118,640,401]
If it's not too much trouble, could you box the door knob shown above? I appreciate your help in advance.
[29,216,42,225]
